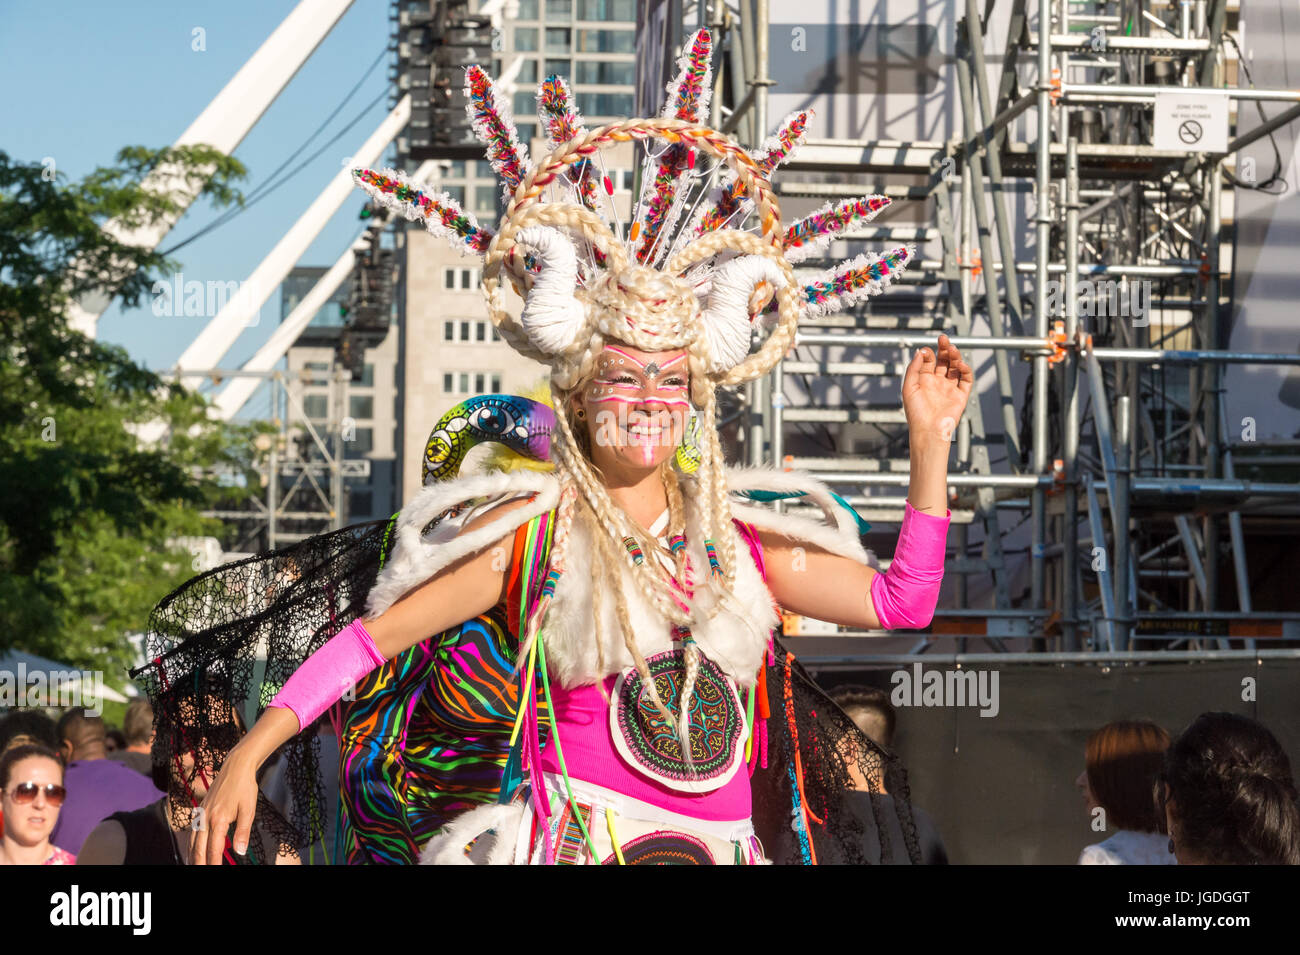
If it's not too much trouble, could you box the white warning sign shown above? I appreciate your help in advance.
[1153,91,1229,153]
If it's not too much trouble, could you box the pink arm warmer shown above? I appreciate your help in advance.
[868,502,951,630]
[268,618,387,732]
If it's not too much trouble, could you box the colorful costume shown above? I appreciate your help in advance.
[135,29,940,865]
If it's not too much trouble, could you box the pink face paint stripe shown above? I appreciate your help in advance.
[588,395,692,409]
[602,346,688,373]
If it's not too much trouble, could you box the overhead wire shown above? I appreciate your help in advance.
[161,47,390,256]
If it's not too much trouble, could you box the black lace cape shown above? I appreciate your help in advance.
[133,517,920,865]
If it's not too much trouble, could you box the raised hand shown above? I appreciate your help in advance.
[901,334,974,445]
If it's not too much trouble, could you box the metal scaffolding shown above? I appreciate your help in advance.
[711,0,1300,652]
[184,367,366,553]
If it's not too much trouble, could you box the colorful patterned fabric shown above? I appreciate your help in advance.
[338,512,555,864]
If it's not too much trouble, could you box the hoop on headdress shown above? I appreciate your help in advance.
[351,27,912,393]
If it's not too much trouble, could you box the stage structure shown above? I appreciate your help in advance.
[653,0,1300,654]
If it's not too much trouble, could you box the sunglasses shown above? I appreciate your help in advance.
[6,782,67,807]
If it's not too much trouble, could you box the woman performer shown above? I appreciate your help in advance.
[167,30,972,865]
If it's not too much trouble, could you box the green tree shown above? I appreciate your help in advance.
[0,146,264,684]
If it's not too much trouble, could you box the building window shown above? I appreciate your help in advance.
[576,0,633,18]
[545,27,571,54]
[302,394,328,420]
[512,91,535,118]
[574,60,634,85]
[491,325,501,341]
[473,188,500,218]
[444,320,456,341]
[349,489,373,515]
[349,427,374,455]
[545,0,572,20]
[543,58,571,79]
[515,0,538,18]
[460,320,471,341]
[441,184,466,205]
[443,268,457,290]
[350,395,374,419]
[575,28,634,54]
[443,372,454,392]
[444,159,467,178]
[491,373,502,392]
[514,27,538,51]
[474,373,486,392]
[516,58,538,83]
[304,361,329,371]
[575,91,635,116]
[475,320,487,342]
[458,373,470,392]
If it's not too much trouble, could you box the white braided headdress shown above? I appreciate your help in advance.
[351,28,912,389]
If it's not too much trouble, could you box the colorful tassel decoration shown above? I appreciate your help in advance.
[635,28,712,264]
[353,168,493,254]
[537,75,601,213]
[692,110,810,237]
[623,537,645,564]
[465,65,529,195]
[801,246,915,319]
[668,534,687,556]
[539,568,562,600]
[785,195,893,262]
[704,538,721,579]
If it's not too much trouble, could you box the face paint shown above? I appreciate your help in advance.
[582,346,691,464]
[588,346,691,411]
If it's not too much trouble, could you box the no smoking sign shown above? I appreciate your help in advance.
[1153,91,1228,153]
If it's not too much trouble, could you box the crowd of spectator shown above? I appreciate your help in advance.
[0,695,1295,865]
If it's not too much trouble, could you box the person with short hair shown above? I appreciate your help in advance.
[1162,712,1300,865]
[48,707,162,854]
[0,743,75,865]
[828,684,949,865]
[78,694,299,865]
[1075,720,1174,865]
[108,699,155,777]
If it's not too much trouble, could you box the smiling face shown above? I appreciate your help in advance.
[573,344,691,473]
[2,755,64,847]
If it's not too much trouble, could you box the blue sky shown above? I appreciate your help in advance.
[1,0,392,400]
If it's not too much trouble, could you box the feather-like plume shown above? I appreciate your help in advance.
[465,65,530,196]
[785,195,892,263]
[353,167,493,255]
[633,28,712,264]
[691,109,811,237]
[800,246,914,318]
[537,75,602,217]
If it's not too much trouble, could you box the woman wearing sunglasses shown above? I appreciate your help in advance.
[0,743,74,865]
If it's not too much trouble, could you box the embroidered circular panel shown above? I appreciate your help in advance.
[609,647,747,792]
[602,831,715,865]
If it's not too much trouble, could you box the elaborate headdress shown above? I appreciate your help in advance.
[351,29,912,731]
[352,28,910,389]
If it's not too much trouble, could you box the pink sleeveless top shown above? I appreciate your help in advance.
[537,519,768,821]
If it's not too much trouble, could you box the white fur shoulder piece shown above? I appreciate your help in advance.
[540,492,780,690]
[725,465,874,566]
[419,802,525,865]
[366,470,561,617]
